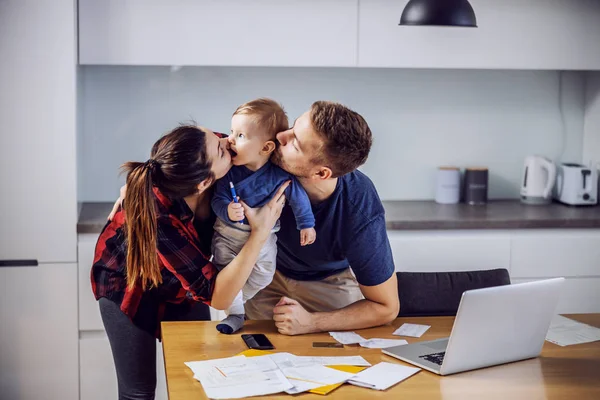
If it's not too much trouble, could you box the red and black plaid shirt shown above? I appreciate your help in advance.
[91,187,218,337]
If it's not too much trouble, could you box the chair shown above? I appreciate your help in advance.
[396,268,511,317]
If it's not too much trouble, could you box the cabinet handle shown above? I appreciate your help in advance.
[0,259,39,267]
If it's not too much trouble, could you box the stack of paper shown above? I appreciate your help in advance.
[348,362,421,390]
[282,365,356,394]
[329,331,409,349]
[269,352,371,368]
[546,315,600,346]
[185,353,373,398]
[185,356,293,399]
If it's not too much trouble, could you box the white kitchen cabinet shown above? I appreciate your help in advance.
[358,0,600,70]
[79,0,358,67]
[0,263,78,400]
[388,230,511,273]
[80,334,168,400]
[388,228,600,313]
[80,336,118,400]
[513,278,600,313]
[511,230,600,278]
[0,0,77,263]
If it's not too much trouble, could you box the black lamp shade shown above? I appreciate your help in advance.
[399,0,477,27]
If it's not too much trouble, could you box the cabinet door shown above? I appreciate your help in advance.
[0,263,78,400]
[79,0,358,67]
[512,278,600,313]
[388,230,511,273]
[358,0,600,70]
[0,0,77,263]
[80,336,118,400]
[511,230,600,278]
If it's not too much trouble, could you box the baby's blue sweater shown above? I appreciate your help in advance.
[211,162,315,230]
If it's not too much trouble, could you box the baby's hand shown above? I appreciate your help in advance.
[300,227,316,246]
[228,199,244,222]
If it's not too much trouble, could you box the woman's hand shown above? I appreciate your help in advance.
[240,180,290,237]
[108,185,127,220]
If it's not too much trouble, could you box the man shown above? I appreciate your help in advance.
[244,101,399,335]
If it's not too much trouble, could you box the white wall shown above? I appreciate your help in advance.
[78,67,585,201]
[583,72,600,167]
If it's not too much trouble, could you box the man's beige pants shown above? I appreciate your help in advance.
[244,268,365,320]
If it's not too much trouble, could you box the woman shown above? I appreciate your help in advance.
[91,125,288,400]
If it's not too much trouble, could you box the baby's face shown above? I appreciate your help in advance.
[229,114,271,167]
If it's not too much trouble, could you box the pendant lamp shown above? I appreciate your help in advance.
[399,0,477,27]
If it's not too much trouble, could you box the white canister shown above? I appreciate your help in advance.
[435,167,461,204]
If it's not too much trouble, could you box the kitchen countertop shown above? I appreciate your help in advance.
[78,200,600,234]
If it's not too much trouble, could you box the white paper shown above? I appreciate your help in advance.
[185,356,293,399]
[268,352,303,369]
[204,370,293,399]
[348,362,420,390]
[295,355,371,367]
[545,315,600,346]
[200,367,268,388]
[282,365,355,394]
[329,331,367,344]
[359,338,409,349]
[393,323,431,338]
[245,354,280,372]
[269,352,371,368]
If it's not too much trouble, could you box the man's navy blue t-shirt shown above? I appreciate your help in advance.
[276,170,395,286]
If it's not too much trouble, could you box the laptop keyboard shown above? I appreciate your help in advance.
[419,351,446,366]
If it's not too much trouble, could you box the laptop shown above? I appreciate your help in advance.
[382,277,564,375]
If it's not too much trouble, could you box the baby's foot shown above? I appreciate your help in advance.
[216,314,245,334]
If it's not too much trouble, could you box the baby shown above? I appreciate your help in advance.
[211,98,316,334]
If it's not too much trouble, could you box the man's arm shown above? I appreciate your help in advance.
[273,215,399,335]
[273,274,398,335]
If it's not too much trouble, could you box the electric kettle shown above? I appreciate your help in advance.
[520,155,557,205]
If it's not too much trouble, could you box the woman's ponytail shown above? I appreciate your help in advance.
[121,160,162,291]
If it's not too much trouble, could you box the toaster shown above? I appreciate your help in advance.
[553,163,598,206]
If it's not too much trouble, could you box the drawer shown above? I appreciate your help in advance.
[387,230,511,273]
[511,230,600,278]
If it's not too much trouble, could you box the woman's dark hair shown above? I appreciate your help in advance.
[120,125,214,290]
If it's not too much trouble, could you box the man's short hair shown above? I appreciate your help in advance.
[310,101,372,177]
[233,98,289,140]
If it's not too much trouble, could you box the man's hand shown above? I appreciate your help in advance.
[227,198,244,222]
[272,296,316,335]
[300,227,316,246]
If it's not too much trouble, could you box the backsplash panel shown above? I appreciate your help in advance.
[79,66,584,201]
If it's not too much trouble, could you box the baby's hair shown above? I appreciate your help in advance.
[233,98,289,140]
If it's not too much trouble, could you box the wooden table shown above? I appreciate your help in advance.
[162,314,600,399]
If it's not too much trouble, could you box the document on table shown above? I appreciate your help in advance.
[546,315,600,346]
[348,362,421,391]
[184,356,293,399]
[330,331,367,344]
[282,365,355,394]
[393,323,431,338]
[269,352,371,368]
[359,338,408,349]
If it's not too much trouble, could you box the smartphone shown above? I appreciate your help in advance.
[241,334,275,350]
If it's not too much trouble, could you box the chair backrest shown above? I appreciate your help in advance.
[396,268,511,317]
